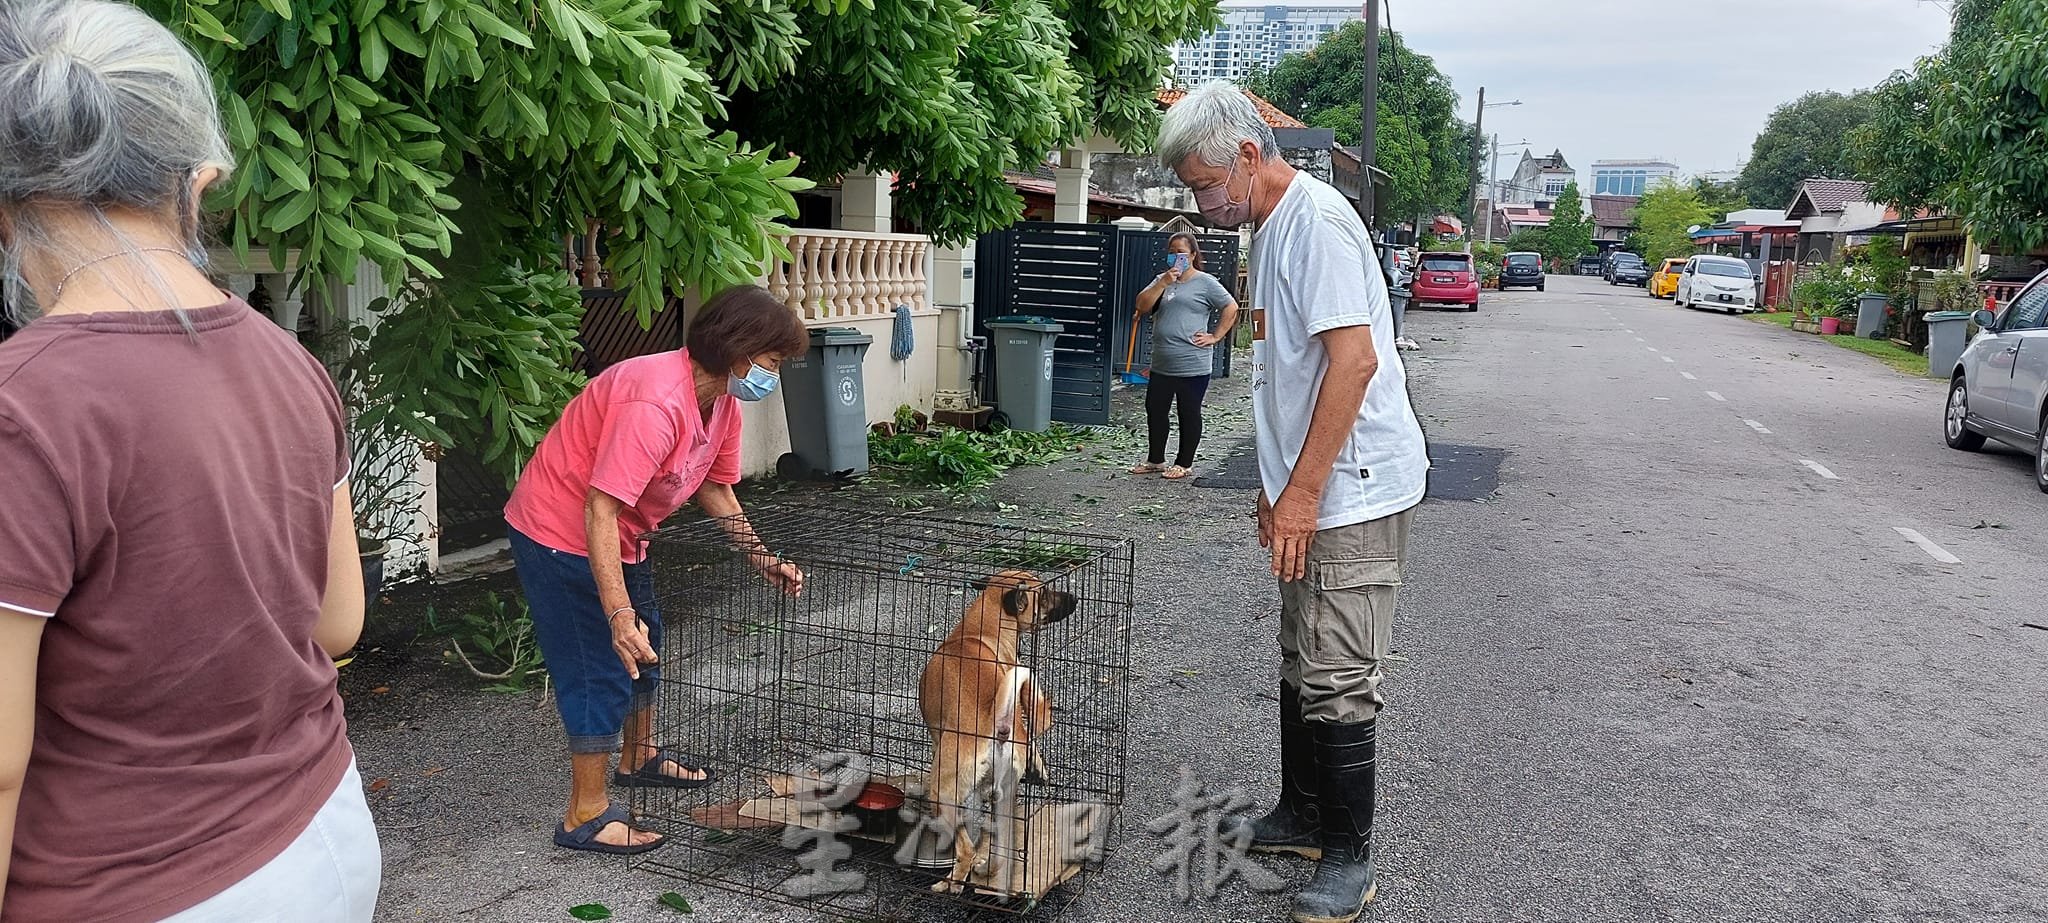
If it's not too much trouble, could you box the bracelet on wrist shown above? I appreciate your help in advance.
[607,605,636,622]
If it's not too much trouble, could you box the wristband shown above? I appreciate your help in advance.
[608,606,636,622]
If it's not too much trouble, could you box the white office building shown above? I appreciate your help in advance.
[1589,159,1682,198]
[1173,1,1363,86]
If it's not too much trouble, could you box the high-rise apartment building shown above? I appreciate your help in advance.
[1172,1,1363,86]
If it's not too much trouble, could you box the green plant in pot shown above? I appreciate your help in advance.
[326,321,428,615]
[347,414,428,612]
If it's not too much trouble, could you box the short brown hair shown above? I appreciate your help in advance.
[1168,232,1205,272]
[688,285,808,374]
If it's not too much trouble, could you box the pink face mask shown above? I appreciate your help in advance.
[1194,155,1254,228]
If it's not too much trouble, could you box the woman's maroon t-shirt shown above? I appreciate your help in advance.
[0,300,354,922]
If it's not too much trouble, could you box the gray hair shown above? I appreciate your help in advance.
[0,0,233,323]
[1157,81,1279,170]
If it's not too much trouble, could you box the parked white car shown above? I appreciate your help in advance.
[1674,255,1758,312]
[1945,267,2048,492]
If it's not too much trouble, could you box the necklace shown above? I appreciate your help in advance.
[51,247,188,304]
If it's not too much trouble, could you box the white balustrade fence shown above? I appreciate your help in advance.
[764,230,930,323]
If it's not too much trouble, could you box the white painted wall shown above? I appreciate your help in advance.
[735,310,943,477]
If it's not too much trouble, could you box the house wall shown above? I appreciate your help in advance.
[1503,162,1577,205]
[1091,153,1198,215]
[1095,129,1336,215]
[1281,145,1334,183]
[733,310,942,477]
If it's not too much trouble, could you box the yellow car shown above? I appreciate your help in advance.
[1649,258,1687,299]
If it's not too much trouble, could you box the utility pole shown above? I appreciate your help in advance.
[1359,0,1378,231]
[1466,86,1484,253]
[1481,133,1500,246]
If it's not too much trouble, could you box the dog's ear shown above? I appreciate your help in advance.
[1001,587,1032,617]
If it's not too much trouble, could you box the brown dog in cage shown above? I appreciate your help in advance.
[917,569,1075,893]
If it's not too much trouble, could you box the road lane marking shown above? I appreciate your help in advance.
[1705,390,1727,401]
[1634,337,1646,343]
[1799,460,1839,480]
[1625,328,1635,334]
[1662,356,1676,363]
[1744,419,1772,434]
[1894,527,1961,565]
[1648,347,1661,353]
[1681,371,1697,380]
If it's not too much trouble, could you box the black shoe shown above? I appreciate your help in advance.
[1291,719,1378,923]
[1231,683,1321,859]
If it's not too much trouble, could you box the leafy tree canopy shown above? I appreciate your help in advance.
[735,0,1219,244]
[1692,178,1749,223]
[1629,180,1713,265]
[1504,227,1549,255]
[1249,21,1473,225]
[144,0,1214,479]
[1737,90,1874,209]
[1855,0,2048,254]
[1543,181,1592,261]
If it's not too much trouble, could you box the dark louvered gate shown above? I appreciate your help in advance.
[974,223,1119,425]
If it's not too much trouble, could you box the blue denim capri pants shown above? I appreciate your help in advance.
[509,526,661,754]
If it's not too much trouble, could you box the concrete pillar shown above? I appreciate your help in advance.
[1053,147,1091,224]
[840,167,893,234]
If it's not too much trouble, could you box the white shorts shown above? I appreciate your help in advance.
[160,758,382,923]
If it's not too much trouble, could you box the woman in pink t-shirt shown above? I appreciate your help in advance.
[505,285,808,854]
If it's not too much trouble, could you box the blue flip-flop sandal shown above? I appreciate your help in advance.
[614,749,719,789]
[553,804,666,855]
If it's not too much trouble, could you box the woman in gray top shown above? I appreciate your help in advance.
[1130,232,1240,479]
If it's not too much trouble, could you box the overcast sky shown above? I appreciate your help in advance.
[1367,0,1953,181]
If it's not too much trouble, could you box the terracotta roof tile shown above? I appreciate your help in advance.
[1588,194,1637,227]
[1158,87,1308,129]
[1796,178,1871,213]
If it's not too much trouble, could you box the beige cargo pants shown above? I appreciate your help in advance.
[1277,505,1415,725]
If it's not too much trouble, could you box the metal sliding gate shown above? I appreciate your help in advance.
[975,222,1242,426]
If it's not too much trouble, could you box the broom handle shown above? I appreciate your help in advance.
[1124,308,1140,373]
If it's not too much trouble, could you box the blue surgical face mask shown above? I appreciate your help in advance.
[728,363,780,402]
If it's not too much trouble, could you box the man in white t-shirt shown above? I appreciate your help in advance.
[1158,81,1429,923]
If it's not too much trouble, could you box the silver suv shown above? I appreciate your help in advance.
[1945,267,2048,492]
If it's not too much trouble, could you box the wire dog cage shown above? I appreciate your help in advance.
[634,504,1134,919]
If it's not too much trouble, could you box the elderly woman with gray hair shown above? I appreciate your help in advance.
[0,2,378,921]
[1156,81,1429,923]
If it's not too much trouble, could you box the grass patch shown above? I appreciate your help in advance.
[1746,312,1927,376]
[1822,333,1928,376]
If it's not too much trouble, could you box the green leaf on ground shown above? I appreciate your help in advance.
[658,891,694,913]
[568,904,613,920]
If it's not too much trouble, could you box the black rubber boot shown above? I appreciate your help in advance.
[1291,719,1378,923]
[1230,683,1321,859]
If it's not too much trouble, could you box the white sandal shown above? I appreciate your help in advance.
[1162,465,1193,480]
[1130,462,1165,475]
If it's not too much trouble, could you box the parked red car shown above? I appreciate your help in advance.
[1412,251,1479,311]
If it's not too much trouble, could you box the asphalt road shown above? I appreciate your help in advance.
[355,273,2048,922]
[1370,274,2048,922]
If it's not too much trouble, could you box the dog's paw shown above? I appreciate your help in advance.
[931,878,964,895]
